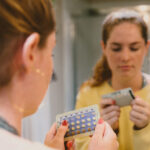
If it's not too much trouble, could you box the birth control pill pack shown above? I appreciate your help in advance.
[56,104,100,141]
[102,88,135,107]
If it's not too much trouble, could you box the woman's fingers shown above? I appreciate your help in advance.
[92,119,106,140]
[130,109,147,120]
[101,103,120,130]
[89,120,119,150]
[132,97,146,106]
[104,122,117,139]
[130,97,150,128]
[44,120,68,150]
[55,120,68,139]
[101,105,120,115]
[102,110,120,120]
[44,123,57,145]
[101,99,116,108]
[103,123,119,150]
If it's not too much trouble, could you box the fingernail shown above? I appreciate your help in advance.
[98,118,104,124]
[62,120,68,126]
[67,141,73,148]
[112,100,116,105]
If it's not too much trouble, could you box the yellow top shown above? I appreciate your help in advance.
[75,81,150,150]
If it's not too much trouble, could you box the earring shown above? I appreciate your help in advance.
[35,68,45,77]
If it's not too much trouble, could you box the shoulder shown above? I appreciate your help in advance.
[76,85,93,102]
[77,81,110,98]
[0,129,55,150]
[78,84,99,96]
[75,81,113,108]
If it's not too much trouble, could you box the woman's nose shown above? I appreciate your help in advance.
[120,49,131,62]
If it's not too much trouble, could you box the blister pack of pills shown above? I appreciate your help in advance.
[102,88,135,107]
[56,104,100,141]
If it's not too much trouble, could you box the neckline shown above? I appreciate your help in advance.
[107,74,148,91]
[0,117,18,136]
[105,79,150,94]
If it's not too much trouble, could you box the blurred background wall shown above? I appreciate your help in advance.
[22,0,150,143]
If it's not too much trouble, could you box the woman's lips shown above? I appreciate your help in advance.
[119,65,132,70]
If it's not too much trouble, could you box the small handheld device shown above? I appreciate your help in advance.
[56,104,100,141]
[102,88,135,107]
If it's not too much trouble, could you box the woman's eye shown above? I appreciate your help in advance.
[112,48,121,52]
[130,47,139,51]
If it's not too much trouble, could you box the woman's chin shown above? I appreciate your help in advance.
[23,108,38,117]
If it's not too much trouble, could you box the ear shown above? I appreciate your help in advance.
[22,33,40,72]
[100,40,106,55]
[145,40,150,56]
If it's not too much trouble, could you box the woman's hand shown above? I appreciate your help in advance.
[130,97,150,129]
[100,98,120,130]
[44,120,68,150]
[88,119,119,150]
